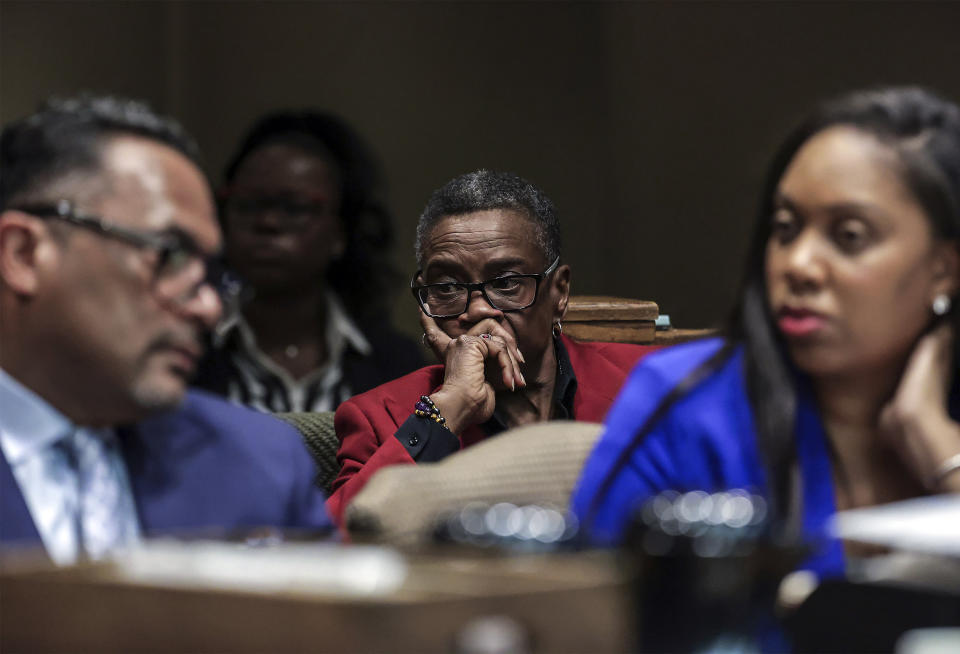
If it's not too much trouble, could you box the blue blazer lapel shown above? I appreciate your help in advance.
[117,413,211,534]
[0,449,42,544]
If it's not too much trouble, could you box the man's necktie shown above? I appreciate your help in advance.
[67,428,139,560]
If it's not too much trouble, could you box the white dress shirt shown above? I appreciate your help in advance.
[0,367,140,564]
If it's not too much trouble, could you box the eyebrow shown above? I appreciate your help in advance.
[773,191,892,222]
[423,256,533,279]
[482,257,531,272]
[771,191,794,210]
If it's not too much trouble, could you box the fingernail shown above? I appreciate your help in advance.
[517,349,526,363]
[511,380,516,392]
[520,372,526,386]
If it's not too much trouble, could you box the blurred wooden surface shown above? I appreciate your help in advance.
[653,328,717,345]
[566,296,659,322]
[1,548,633,653]
[565,295,714,345]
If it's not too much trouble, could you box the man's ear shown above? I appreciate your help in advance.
[0,211,50,297]
[553,263,571,322]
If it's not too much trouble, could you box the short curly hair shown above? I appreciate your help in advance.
[415,170,561,267]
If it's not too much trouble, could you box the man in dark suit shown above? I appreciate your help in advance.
[0,95,330,564]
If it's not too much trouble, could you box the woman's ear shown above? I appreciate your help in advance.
[553,263,571,321]
[932,241,960,299]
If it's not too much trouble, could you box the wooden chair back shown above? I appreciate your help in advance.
[564,295,715,345]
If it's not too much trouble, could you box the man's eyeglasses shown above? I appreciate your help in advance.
[10,200,245,307]
[411,257,560,319]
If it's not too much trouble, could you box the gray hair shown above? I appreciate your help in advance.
[414,170,561,267]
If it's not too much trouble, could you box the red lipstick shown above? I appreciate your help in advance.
[776,307,827,337]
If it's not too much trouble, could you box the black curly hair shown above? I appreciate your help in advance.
[222,111,399,322]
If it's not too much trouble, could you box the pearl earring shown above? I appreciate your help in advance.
[933,294,952,316]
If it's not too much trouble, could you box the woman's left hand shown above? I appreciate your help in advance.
[879,322,960,492]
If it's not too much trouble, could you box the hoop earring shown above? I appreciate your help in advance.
[933,294,952,316]
[553,321,563,337]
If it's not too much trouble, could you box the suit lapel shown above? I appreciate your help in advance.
[0,449,42,543]
[117,402,212,533]
[564,337,625,423]
[116,423,153,534]
[383,395,414,430]
[382,367,445,432]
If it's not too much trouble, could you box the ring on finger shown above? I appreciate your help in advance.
[480,333,491,339]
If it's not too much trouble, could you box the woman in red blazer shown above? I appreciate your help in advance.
[327,170,657,523]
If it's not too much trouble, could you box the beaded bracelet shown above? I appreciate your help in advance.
[415,395,450,431]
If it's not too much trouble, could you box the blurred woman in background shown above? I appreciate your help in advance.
[574,87,960,577]
[195,111,423,412]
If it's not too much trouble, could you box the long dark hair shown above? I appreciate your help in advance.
[223,111,399,322]
[586,87,960,531]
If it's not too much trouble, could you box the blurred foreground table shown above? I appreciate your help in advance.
[1,542,632,653]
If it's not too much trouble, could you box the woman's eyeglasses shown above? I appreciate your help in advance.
[220,191,333,232]
[411,257,560,318]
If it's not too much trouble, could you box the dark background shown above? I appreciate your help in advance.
[4,1,959,337]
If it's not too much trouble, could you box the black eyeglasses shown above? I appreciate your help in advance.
[220,190,334,232]
[11,200,245,306]
[411,257,560,318]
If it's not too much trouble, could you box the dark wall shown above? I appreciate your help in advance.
[4,1,959,336]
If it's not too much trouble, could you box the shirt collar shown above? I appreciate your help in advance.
[326,292,373,356]
[0,367,74,465]
[552,334,578,419]
[484,335,579,433]
[214,291,372,358]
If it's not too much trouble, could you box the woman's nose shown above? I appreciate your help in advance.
[782,231,827,291]
[251,207,286,232]
[461,289,503,322]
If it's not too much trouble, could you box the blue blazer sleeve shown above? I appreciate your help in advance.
[572,339,766,546]
[124,390,332,534]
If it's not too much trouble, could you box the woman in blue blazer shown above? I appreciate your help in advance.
[573,87,960,579]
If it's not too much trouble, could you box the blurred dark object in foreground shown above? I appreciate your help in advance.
[626,491,960,653]
[786,578,960,653]
[627,490,805,653]
[785,495,960,652]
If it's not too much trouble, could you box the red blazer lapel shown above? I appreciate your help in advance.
[383,395,413,429]
[563,335,656,423]
[572,378,622,423]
